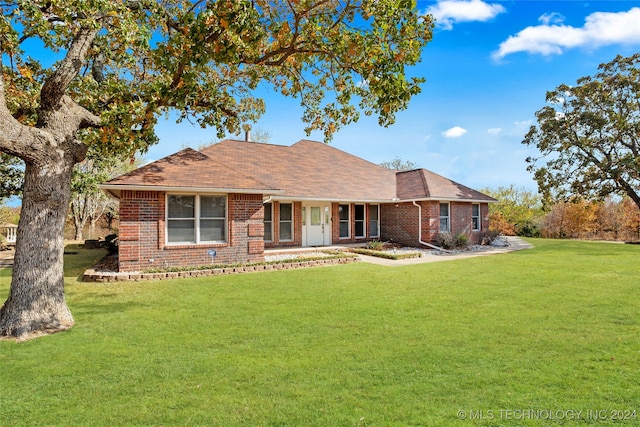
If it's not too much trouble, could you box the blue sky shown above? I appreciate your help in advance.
[150,0,640,194]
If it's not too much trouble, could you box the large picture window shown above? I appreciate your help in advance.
[439,202,450,232]
[472,203,481,231]
[167,194,227,244]
[279,203,293,241]
[339,204,350,238]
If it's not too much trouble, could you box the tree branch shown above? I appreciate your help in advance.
[39,24,99,117]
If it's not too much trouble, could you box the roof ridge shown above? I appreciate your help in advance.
[201,139,290,152]
[418,169,430,198]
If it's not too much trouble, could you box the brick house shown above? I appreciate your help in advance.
[101,139,496,272]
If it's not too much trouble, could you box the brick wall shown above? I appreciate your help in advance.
[330,203,375,245]
[380,202,421,246]
[381,201,491,246]
[264,201,302,248]
[118,191,264,272]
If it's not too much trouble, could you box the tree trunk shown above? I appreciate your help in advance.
[74,218,84,242]
[89,218,97,239]
[0,156,75,340]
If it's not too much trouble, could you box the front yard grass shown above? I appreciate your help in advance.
[0,239,639,426]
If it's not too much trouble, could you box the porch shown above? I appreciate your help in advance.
[1,223,17,246]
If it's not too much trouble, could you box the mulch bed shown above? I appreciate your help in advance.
[92,254,119,272]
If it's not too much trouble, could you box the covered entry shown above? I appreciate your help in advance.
[302,202,331,246]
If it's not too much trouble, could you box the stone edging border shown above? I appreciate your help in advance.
[83,256,360,283]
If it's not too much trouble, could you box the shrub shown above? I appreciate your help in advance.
[480,230,501,245]
[435,232,454,249]
[366,240,385,250]
[454,233,469,248]
[516,222,542,238]
[436,232,470,250]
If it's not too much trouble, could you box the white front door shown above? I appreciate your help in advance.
[303,203,331,246]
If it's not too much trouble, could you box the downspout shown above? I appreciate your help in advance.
[412,200,450,253]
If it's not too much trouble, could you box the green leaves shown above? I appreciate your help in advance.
[3,0,432,156]
[524,53,640,209]
[0,153,23,200]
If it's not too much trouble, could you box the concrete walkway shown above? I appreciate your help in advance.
[356,236,533,266]
[0,237,534,270]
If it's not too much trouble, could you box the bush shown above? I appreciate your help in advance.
[436,232,470,250]
[516,222,542,238]
[435,232,454,249]
[480,230,501,245]
[104,234,119,254]
[366,240,385,250]
[454,233,469,248]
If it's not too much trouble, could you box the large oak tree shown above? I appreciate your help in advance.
[0,1,433,339]
[524,53,640,209]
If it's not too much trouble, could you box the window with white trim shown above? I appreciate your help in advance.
[369,204,380,238]
[354,204,365,238]
[279,203,293,241]
[472,203,481,231]
[167,194,227,244]
[338,204,350,238]
[439,202,450,232]
[264,202,273,242]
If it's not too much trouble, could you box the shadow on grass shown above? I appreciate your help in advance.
[71,293,142,316]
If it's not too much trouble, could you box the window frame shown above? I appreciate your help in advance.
[166,194,227,245]
[338,204,350,239]
[354,204,365,238]
[439,202,450,233]
[472,203,481,231]
[279,202,293,242]
[368,204,380,238]
[264,202,273,242]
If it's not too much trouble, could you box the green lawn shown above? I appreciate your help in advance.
[1,239,639,426]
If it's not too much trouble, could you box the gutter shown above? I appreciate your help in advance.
[412,200,451,253]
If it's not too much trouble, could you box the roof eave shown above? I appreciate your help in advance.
[269,195,398,203]
[398,196,498,203]
[99,184,284,199]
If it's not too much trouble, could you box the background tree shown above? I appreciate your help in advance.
[524,53,640,209]
[70,151,141,241]
[481,185,543,236]
[379,156,417,171]
[0,153,23,201]
[0,1,433,339]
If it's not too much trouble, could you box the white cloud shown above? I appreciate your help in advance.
[514,120,532,127]
[427,0,506,30]
[487,127,502,135]
[423,133,432,141]
[538,12,565,26]
[493,7,640,60]
[442,126,468,138]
